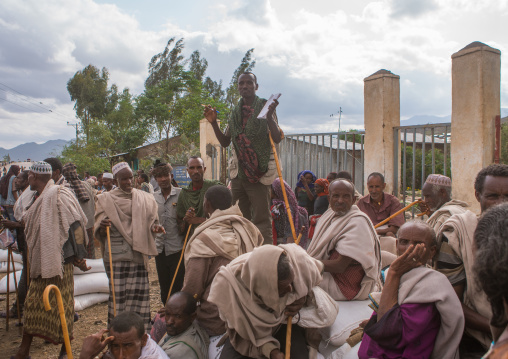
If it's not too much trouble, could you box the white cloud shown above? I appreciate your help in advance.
[0,0,507,147]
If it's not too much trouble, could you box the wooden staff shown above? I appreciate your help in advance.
[269,132,300,359]
[374,199,422,229]
[106,226,116,317]
[166,223,192,304]
[25,245,30,287]
[6,246,11,331]
[9,248,21,325]
[43,285,73,359]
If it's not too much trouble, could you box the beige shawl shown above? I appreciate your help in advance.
[439,210,492,348]
[94,188,158,262]
[23,180,88,279]
[208,244,323,358]
[184,204,263,266]
[427,199,469,234]
[306,206,381,300]
[371,266,465,359]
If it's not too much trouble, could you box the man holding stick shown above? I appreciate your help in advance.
[204,72,282,244]
[94,162,165,331]
[12,161,90,359]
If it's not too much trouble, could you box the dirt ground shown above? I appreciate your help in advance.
[0,246,164,359]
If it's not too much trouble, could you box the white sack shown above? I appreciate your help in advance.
[73,258,105,275]
[74,293,109,311]
[74,272,109,296]
[0,270,22,293]
[0,261,23,272]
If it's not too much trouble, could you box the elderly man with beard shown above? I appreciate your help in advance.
[420,174,468,234]
[12,161,90,359]
[95,162,165,331]
[358,221,464,359]
[307,179,381,301]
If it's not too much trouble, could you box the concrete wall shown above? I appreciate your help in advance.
[451,41,501,213]
[363,70,400,195]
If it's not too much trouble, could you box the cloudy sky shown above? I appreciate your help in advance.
[0,0,507,148]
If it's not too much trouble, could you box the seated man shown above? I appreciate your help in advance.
[420,174,468,234]
[359,221,464,359]
[435,164,508,353]
[307,179,381,301]
[79,311,168,359]
[357,172,404,254]
[209,244,325,359]
[159,292,209,359]
[182,185,263,337]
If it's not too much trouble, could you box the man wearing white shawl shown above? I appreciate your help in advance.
[420,174,468,234]
[307,179,381,301]
[94,162,165,332]
[182,185,263,336]
[209,243,336,359]
[13,161,90,359]
[435,164,508,352]
[359,221,464,359]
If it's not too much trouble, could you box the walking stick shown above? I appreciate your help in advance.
[6,246,11,331]
[43,284,73,359]
[25,245,30,287]
[166,223,192,304]
[269,132,300,359]
[374,200,422,229]
[9,248,21,325]
[106,226,116,317]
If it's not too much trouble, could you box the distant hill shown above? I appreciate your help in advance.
[0,139,70,161]
[402,107,507,126]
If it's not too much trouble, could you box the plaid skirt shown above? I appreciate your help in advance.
[23,263,74,344]
[104,261,151,332]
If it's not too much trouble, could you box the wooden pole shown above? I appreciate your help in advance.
[166,224,192,304]
[43,285,73,359]
[106,226,116,317]
[269,132,301,359]
[374,200,422,229]
[26,244,30,287]
[6,246,11,331]
[9,249,21,325]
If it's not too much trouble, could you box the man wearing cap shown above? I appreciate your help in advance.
[94,162,165,331]
[12,161,90,359]
[62,162,96,258]
[420,174,468,234]
[98,172,115,194]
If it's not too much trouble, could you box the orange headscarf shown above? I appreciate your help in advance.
[315,178,329,196]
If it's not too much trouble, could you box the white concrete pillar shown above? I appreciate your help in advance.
[451,41,501,213]
[363,69,400,195]
[199,118,222,180]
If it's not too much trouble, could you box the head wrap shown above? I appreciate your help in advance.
[103,172,114,179]
[296,170,316,189]
[112,162,132,176]
[425,174,451,188]
[62,162,90,202]
[315,178,329,196]
[0,165,20,199]
[29,162,52,175]
[271,178,309,245]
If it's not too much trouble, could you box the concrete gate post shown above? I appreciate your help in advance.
[363,69,401,195]
[451,42,501,213]
[199,118,222,180]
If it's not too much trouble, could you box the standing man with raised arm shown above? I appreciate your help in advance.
[204,72,282,244]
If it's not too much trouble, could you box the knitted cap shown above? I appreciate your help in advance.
[112,162,131,176]
[425,174,451,187]
[29,161,52,174]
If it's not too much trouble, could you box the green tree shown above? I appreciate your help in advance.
[67,65,109,142]
[402,146,451,190]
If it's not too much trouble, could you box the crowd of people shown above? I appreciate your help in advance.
[0,71,507,359]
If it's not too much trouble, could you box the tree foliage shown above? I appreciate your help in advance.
[402,146,451,190]
[225,48,256,110]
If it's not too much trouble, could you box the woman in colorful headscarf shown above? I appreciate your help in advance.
[295,170,316,215]
[313,178,329,215]
[271,178,309,248]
